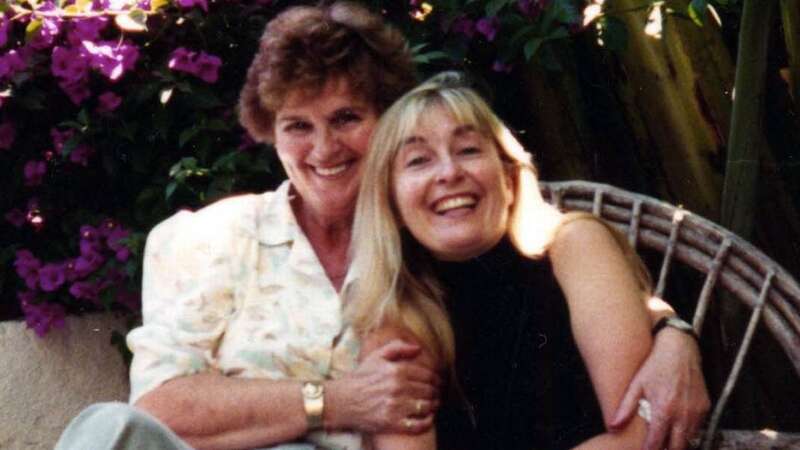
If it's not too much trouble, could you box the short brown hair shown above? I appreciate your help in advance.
[238,1,417,143]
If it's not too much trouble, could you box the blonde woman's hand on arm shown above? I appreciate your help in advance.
[549,217,653,450]
[611,295,710,450]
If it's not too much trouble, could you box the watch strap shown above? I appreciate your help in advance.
[652,316,699,341]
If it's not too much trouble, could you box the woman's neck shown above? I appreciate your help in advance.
[292,198,353,292]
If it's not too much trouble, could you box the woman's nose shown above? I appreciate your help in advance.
[314,128,339,159]
[436,157,464,184]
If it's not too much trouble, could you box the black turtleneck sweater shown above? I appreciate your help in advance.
[434,238,605,450]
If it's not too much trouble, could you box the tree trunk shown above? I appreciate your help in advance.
[720,0,776,237]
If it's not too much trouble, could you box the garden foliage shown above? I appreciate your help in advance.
[0,0,724,336]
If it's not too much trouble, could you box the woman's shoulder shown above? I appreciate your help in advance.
[549,212,619,255]
[147,187,284,250]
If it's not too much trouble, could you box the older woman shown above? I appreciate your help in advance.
[347,72,705,450]
[56,4,705,450]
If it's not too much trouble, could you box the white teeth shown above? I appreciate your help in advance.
[314,163,348,176]
[435,196,476,213]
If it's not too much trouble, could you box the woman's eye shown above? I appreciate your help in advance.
[458,146,482,155]
[332,110,361,127]
[405,156,429,167]
[285,121,311,132]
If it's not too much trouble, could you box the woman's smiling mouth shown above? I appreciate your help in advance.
[433,195,477,214]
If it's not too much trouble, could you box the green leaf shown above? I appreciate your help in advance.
[179,127,200,148]
[524,38,543,61]
[78,108,90,126]
[413,50,452,64]
[486,0,513,17]
[150,0,168,12]
[165,181,178,200]
[25,19,42,44]
[115,9,148,33]
[688,0,708,26]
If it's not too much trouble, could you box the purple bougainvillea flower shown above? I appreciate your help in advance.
[51,46,90,83]
[29,17,63,50]
[20,296,66,337]
[168,47,195,72]
[168,47,222,83]
[74,250,106,278]
[0,50,28,81]
[177,0,208,12]
[98,217,117,236]
[58,79,92,105]
[69,280,101,301]
[70,144,94,166]
[5,208,25,228]
[194,53,222,83]
[14,250,42,290]
[451,16,476,39]
[23,160,47,186]
[476,16,500,42]
[107,227,131,261]
[96,91,122,114]
[0,14,10,49]
[82,40,139,81]
[492,60,513,73]
[0,121,14,149]
[39,263,67,292]
[67,17,109,46]
[63,259,81,282]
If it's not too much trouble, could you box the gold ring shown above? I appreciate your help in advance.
[403,418,414,430]
[416,399,424,414]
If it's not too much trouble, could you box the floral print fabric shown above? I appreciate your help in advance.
[127,181,362,449]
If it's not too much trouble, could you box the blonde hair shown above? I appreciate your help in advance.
[346,72,650,372]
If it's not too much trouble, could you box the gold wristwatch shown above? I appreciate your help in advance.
[302,381,325,430]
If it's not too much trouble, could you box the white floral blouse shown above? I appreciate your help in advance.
[127,181,362,449]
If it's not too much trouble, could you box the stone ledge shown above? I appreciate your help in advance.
[0,313,130,450]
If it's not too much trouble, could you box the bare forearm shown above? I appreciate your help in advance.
[135,372,308,450]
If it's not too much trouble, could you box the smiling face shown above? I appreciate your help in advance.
[391,104,514,261]
[274,77,379,224]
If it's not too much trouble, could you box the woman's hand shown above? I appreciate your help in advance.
[325,339,440,435]
[610,328,711,450]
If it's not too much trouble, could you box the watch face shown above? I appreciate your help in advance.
[303,382,323,399]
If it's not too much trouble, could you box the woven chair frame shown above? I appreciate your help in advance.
[539,180,800,450]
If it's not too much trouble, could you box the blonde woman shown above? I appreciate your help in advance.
[347,73,708,450]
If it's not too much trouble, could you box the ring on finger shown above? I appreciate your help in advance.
[416,399,424,414]
[637,399,652,423]
[403,418,414,430]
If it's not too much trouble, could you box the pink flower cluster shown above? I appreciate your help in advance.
[50,38,139,105]
[13,219,137,336]
[168,47,222,83]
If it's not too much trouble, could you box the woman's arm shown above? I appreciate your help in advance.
[135,341,439,450]
[356,325,439,450]
[549,217,653,449]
